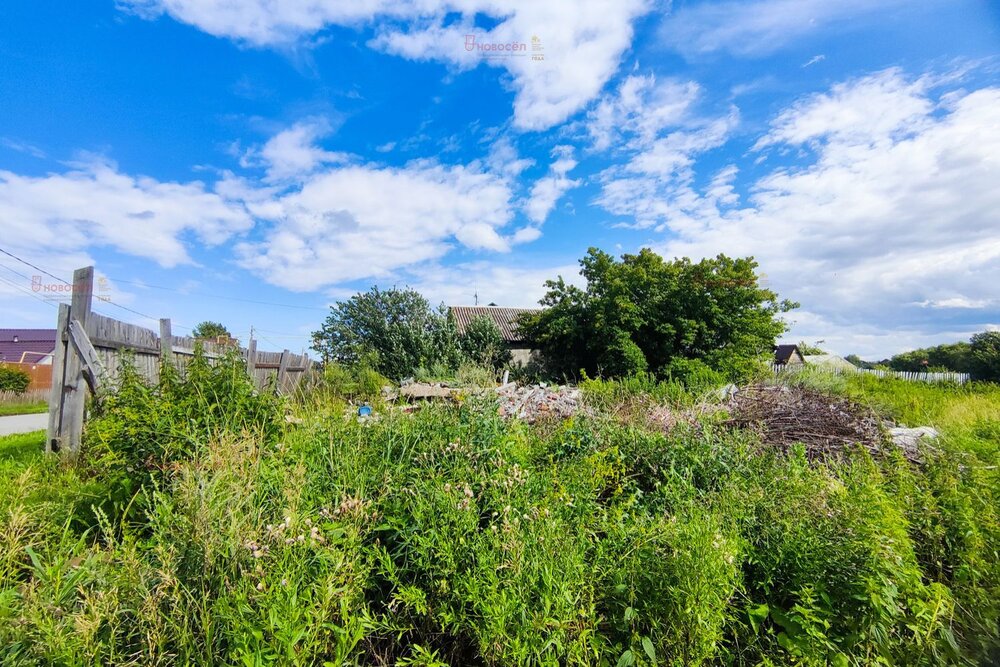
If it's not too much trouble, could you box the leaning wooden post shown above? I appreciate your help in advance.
[61,266,94,454]
[277,349,290,393]
[46,303,70,454]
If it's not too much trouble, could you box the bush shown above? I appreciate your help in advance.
[83,348,285,497]
[0,365,30,393]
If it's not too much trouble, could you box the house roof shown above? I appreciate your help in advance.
[804,354,857,372]
[0,328,57,364]
[449,306,540,343]
[773,344,802,364]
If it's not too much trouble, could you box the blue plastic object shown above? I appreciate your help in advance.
[357,405,372,417]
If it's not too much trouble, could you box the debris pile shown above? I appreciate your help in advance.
[495,382,585,422]
[724,384,916,462]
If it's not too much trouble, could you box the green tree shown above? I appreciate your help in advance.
[970,331,1000,382]
[311,287,458,379]
[519,248,797,381]
[192,321,231,339]
[0,365,31,393]
[459,315,513,370]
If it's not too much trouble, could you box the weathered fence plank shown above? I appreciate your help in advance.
[46,303,70,454]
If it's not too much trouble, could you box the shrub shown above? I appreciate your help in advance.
[0,365,30,394]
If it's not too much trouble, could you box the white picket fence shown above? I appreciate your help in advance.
[770,363,970,385]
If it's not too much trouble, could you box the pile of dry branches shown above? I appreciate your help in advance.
[724,384,910,462]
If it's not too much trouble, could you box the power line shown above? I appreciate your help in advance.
[107,276,329,312]
[0,247,70,285]
[0,274,59,309]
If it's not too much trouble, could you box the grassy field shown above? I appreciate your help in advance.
[0,402,48,417]
[0,357,997,665]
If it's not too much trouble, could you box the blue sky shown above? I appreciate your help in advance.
[1,0,998,358]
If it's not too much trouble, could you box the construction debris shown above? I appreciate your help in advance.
[724,384,920,462]
[495,382,585,422]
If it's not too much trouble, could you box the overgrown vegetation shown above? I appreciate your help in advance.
[0,365,31,394]
[0,352,997,665]
[518,249,797,382]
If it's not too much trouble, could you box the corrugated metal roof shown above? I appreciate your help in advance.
[0,329,56,363]
[449,306,540,343]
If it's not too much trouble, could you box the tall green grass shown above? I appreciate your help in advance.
[0,361,997,664]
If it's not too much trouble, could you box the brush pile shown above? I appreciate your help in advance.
[724,384,916,462]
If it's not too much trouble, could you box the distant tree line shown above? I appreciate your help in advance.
[847,332,1000,381]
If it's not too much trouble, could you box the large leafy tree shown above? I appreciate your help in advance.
[311,287,459,379]
[518,248,797,381]
[192,321,230,339]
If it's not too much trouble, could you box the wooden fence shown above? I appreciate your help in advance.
[0,388,49,406]
[770,363,970,385]
[47,266,313,454]
[0,361,52,390]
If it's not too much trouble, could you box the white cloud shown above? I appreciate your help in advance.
[605,69,1000,357]
[525,145,580,224]
[659,0,911,58]
[401,259,582,308]
[120,0,653,130]
[588,75,702,151]
[0,157,252,267]
[596,112,738,228]
[235,161,515,290]
[242,118,349,182]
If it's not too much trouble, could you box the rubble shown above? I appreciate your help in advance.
[495,382,585,422]
[888,426,939,460]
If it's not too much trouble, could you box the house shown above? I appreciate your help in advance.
[773,343,804,366]
[0,328,57,365]
[449,306,541,366]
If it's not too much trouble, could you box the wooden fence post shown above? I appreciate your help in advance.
[277,349,290,392]
[46,303,70,454]
[246,338,258,387]
[159,318,172,364]
[57,266,94,454]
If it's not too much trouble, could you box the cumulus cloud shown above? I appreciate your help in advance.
[235,161,515,290]
[0,157,252,267]
[605,69,1000,356]
[242,118,349,182]
[119,0,652,130]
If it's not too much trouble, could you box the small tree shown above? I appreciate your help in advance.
[459,315,512,370]
[193,321,231,339]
